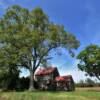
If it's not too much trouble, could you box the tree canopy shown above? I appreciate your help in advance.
[77,44,100,80]
[0,5,80,90]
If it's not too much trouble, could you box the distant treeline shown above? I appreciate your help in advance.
[75,78,100,87]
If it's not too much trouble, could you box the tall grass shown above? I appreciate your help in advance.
[0,89,100,100]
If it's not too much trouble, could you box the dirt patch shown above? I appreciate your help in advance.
[0,97,8,100]
[76,87,100,92]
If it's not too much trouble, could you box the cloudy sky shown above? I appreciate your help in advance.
[0,0,100,82]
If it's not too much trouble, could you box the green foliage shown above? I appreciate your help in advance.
[0,66,19,90]
[77,44,100,80]
[0,5,80,90]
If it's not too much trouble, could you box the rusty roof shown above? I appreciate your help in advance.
[55,75,72,82]
[35,67,58,76]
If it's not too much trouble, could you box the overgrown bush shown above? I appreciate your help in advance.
[0,67,19,90]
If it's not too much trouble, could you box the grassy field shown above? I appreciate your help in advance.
[0,87,100,100]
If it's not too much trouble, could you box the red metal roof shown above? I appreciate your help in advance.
[55,75,72,82]
[35,67,57,76]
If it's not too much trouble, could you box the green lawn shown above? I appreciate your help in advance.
[0,88,100,100]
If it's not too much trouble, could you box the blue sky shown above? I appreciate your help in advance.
[0,0,100,82]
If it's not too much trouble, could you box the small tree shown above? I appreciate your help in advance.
[85,78,95,87]
[0,5,80,91]
[77,44,100,81]
[78,80,85,87]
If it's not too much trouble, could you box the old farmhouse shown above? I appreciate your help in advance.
[35,67,75,91]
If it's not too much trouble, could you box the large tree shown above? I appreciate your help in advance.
[77,44,100,81]
[0,5,80,91]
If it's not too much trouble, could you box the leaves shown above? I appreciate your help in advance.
[77,44,100,80]
[0,4,80,77]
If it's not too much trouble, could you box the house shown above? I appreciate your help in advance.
[55,75,75,91]
[35,67,59,90]
[35,67,75,91]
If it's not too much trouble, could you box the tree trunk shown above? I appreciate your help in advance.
[29,69,35,91]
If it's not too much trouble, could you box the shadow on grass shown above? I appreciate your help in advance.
[0,89,75,94]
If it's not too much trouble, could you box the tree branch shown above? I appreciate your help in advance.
[33,46,55,72]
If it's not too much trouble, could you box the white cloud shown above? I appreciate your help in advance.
[58,60,85,82]
[60,69,86,83]
[59,59,98,83]
[20,59,98,83]
[20,68,29,78]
